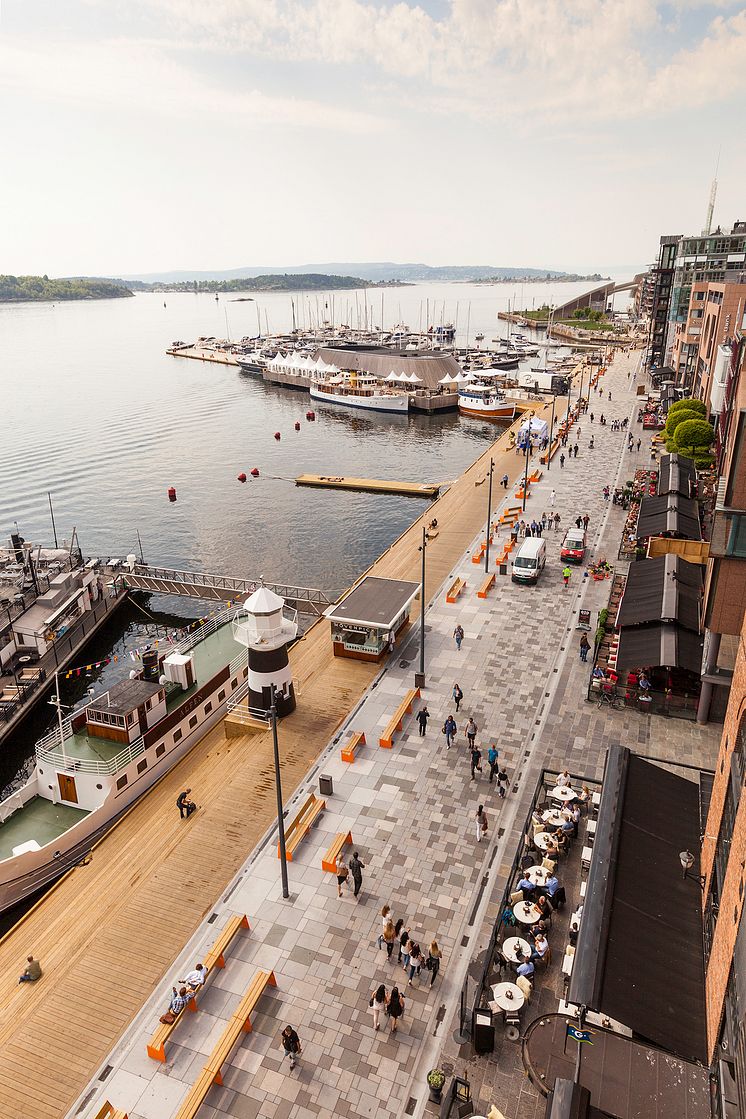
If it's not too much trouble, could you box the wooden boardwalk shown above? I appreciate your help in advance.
[294,473,440,497]
[0,400,555,1119]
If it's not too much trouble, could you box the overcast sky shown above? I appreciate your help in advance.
[1,0,745,277]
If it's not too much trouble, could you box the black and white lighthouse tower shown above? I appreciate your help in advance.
[232,587,298,717]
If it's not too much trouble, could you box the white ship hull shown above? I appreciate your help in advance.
[310,382,409,414]
[458,394,516,421]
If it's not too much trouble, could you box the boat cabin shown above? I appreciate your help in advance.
[83,678,167,744]
[324,576,420,661]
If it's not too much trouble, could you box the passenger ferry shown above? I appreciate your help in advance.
[0,608,250,913]
[310,370,409,414]
[458,382,516,421]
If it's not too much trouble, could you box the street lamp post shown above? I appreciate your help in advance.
[270,685,290,899]
[484,458,494,573]
[415,527,426,689]
[547,394,556,471]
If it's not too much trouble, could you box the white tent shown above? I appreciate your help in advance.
[407,372,422,383]
[519,415,548,443]
[438,373,456,384]
[385,372,400,382]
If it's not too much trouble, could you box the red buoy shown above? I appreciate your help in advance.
[306,411,315,421]
[250,467,260,477]
[167,486,177,502]
[294,421,301,431]
[237,472,247,483]
[274,431,281,440]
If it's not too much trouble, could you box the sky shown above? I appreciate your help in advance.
[1,0,745,277]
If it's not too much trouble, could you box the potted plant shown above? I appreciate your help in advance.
[427,1068,446,1102]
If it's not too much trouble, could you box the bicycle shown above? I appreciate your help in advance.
[597,688,622,711]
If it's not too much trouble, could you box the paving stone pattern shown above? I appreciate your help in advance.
[77,350,720,1119]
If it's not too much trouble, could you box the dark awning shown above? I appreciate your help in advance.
[615,555,702,632]
[615,622,703,674]
[636,494,701,541]
[657,453,696,498]
[569,749,707,1065]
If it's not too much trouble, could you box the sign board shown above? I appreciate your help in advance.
[577,609,591,631]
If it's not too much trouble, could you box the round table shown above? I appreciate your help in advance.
[542,809,564,828]
[533,831,555,852]
[491,981,525,1011]
[525,865,549,886]
[502,936,531,963]
[513,901,541,925]
[551,785,576,802]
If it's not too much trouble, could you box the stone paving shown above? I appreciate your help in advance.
[74,349,721,1119]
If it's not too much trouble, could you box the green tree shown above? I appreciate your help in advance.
[665,408,701,440]
[673,418,714,457]
[668,398,707,418]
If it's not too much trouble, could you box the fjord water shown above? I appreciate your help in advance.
[0,280,616,779]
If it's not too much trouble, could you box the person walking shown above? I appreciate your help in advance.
[637,438,641,452]
[401,933,413,974]
[590,412,594,423]
[554,512,561,532]
[443,713,457,748]
[397,922,410,965]
[550,489,556,507]
[349,850,365,899]
[336,855,350,897]
[589,436,594,450]
[575,516,582,529]
[579,634,591,662]
[383,919,396,960]
[452,682,463,711]
[487,743,499,783]
[427,940,442,986]
[582,513,590,531]
[377,905,391,949]
[18,955,42,984]
[407,943,423,985]
[501,473,509,489]
[281,1025,302,1070]
[476,803,488,841]
[573,444,579,458]
[470,744,482,780]
[562,565,572,589]
[369,984,388,1031]
[453,624,464,651]
[496,766,509,798]
[387,986,405,1033]
[416,705,430,737]
[465,717,478,748]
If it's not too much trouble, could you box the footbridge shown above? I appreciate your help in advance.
[118,563,336,617]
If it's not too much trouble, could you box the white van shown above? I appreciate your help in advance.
[511,537,547,584]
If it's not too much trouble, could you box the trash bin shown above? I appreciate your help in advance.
[319,774,333,797]
[499,563,507,575]
[472,1007,495,1054]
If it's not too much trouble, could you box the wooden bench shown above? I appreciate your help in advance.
[147,914,251,1061]
[471,543,486,564]
[477,572,496,599]
[529,469,543,483]
[379,687,420,748]
[341,731,365,763]
[281,793,326,860]
[446,576,466,603]
[426,528,439,539]
[174,971,278,1118]
[322,830,353,873]
[94,1104,128,1119]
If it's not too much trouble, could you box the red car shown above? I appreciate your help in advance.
[561,529,587,563]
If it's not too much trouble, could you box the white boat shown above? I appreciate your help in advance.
[458,382,516,421]
[310,370,409,413]
[0,608,250,913]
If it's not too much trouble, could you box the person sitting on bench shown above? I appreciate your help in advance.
[180,963,207,992]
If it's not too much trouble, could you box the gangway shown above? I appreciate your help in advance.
[118,563,335,617]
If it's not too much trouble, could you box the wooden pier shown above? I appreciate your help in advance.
[0,400,557,1119]
[295,474,440,498]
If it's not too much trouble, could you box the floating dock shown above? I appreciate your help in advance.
[295,474,440,498]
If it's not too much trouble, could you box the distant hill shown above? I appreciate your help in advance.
[0,275,134,302]
[119,262,608,284]
[144,273,405,293]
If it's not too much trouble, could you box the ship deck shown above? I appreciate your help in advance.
[0,391,560,1119]
[0,798,89,862]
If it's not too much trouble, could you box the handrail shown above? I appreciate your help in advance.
[36,734,146,776]
[174,609,234,655]
[122,564,336,615]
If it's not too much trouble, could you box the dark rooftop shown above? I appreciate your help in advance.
[325,576,420,629]
[636,494,701,541]
[615,555,702,632]
[88,677,163,716]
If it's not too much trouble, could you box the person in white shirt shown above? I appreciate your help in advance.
[181,963,207,991]
[558,769,572,787]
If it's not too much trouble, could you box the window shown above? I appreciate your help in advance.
[218,690,226,702]
[145,698,152,711]
[189,715,198,729]
[116,775,128,790]
[173,729,183,743]
[156,744,166,758]
[137,759,147,774]
[725,515,746,558]
[231,678,238,689]
[204,702,212,715]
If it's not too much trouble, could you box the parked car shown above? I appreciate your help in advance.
[560,529,586,564]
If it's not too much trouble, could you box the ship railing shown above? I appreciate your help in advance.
[36,734,146,776]
[173,607,235,655]
[225,685,271,728]
[0,788,32,823]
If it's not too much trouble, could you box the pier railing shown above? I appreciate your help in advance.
[121,564,335,616]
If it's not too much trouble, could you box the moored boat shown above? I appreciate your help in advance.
[310,370,409,413]
[458,382,516,420]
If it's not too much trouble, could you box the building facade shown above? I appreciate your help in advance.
[647,234,680,370]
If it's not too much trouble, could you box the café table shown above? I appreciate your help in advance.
[542,809,564,828]
[513,901,541,925]
[491,981,525,1011]
[550,785,576,802]
[525,865,549,886]
[533,831,555,852]
[502,936,531,963]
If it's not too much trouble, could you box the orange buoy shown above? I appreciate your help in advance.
[237,472,247,483]
[250,467,260,477]
[167,486,177,502]
[294,421,301,431]
[274,431,281,440]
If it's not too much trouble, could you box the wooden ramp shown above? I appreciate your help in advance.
[0,401,552,1119]
[295,474,440,498]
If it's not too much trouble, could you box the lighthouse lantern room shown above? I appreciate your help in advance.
[232,587,298,717]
